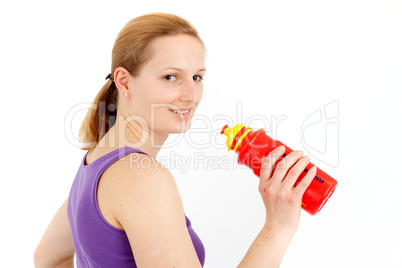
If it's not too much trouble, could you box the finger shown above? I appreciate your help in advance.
[260,145,286,182]
[282,155,311,189]
[271,150,304,183]
[294,166,317,197]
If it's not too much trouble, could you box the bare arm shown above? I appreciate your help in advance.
[238,226,293,268]
[109,154,202,268]
[238,146,317,267]
[34,198,75,268]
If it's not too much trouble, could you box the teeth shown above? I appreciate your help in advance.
[170,109,189,114]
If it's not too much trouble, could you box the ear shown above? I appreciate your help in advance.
[114,67,131,97]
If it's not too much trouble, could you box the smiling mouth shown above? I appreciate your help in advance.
[169,108,191,114]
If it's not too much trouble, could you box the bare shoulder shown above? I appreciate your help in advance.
[99,151,179,208]
[101,152,201,267]
[109,151,176,191]
[100,151,183,222]
[96,151,179,227]
[111,151,182,216]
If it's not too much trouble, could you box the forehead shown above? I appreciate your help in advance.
[145,34,205,70]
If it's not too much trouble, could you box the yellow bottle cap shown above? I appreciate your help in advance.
[221,124,253,152]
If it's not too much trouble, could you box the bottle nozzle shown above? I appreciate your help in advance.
[220,124,231,136]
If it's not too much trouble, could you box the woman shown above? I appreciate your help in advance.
[34,12,316,267]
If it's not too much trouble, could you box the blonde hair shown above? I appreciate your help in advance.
[78,13,204,150]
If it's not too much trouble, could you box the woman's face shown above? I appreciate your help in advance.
[127,34,206,136]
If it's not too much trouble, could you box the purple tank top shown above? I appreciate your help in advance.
[67,147,205,267]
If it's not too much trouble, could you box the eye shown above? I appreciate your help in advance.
[164,75,177,82]
[193,75,203,82]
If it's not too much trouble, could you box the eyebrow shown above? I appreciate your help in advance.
[162,67,207,72]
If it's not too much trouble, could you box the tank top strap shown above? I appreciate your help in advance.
[102,146,149,169]
[106,146,149,162]
[84,146,149,172]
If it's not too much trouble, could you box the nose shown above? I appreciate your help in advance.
[179,78,201,103]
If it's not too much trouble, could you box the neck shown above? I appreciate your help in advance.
[98,114,168,158]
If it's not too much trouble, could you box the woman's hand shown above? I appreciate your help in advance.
[258,146,317,237]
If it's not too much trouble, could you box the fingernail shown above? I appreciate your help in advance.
[304,156,310,161]
[311,166,317,171]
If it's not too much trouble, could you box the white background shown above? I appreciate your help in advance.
[1,0,401,267]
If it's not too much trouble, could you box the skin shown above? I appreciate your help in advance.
[34,34,317,268]
[99,34,206,159]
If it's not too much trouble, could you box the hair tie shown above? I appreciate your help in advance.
[105,73,114,81]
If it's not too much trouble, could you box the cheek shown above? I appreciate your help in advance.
[197,87,204,103]
[157,91,177,103]
[135,86,172,109]
[148,92,176,119]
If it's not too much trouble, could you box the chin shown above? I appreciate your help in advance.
[171,121,192,133]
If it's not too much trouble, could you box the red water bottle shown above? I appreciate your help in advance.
[220,123,337,215]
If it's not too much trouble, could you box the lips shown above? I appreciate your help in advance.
[169,107,192,119]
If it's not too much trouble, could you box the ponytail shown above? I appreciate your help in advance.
[78,80,118,150]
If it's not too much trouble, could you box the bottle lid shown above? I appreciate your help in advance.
[220,124,253,152]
